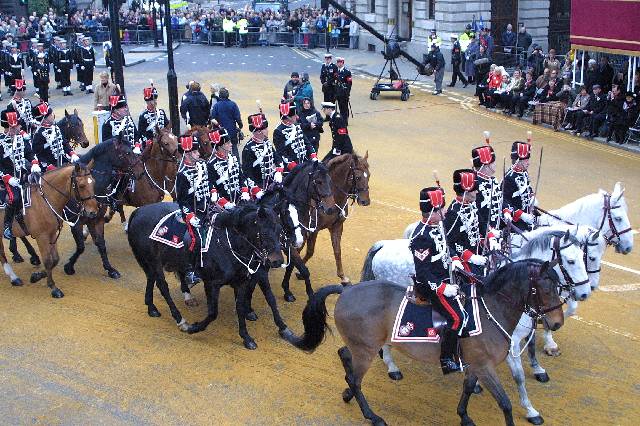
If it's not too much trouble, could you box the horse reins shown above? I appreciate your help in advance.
[551,235,590,291]
[334,160,369,219]
[38,166,95,229]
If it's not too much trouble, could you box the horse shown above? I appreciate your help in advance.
[0,163,98,298]
[127,202,297,349]
[278,160,337,301]
[63,137,138,279]
[287,260,565,426]
[283,153,370,297]
[8,109,90,266]
[189,124,214,160]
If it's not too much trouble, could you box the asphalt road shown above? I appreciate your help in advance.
[1,44,639,425]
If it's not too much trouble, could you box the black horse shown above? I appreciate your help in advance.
[63,136,136,278]
[127,201,296,349]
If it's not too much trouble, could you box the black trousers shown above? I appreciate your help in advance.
[337,96,349,125]
[36,82,49,102]
[323,86,336,103]
[517,95,533,116]
[450,62,467,86]
[589,112,607,136]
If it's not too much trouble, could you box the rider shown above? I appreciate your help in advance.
[0,106,41,239]
[410,186,466,375]
[502,138,536,231]
[31,102,80,170]
[320,101,352,162]
[272,100,317,168]
[137,81,169,145]
[102,91,143,154]
[10,79,36,134]
[176,133,210,287]
[444,169,487,275]
[471,131,502,251]
[206,126,261,206]
[241,112,284,190]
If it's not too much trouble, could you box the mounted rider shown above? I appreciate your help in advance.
[176,133,210,287]
[0,106,41,239]
[137,81,169,144]
[10,79,36,134]
[503,138,536,231]
[471,131,502,251]
[320,101,352,162]
[31,102,79,171]
[410,186,466,375]
[272,100,317,169]
[241,112,284,190]
[207,125,260,206]
[102,92,143,155]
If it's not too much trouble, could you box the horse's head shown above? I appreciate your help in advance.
[351,151,371,206]
[553,231,591,301]
[112,135,137,172]
[62,109,90,148]
[252,206,284,268]
[606,182,633,254]
[154,125,179,159]
[535,260,565,332]
[259,187,304,250]
[582,228,606,291]
[72,162,99,218]
[190,126,213,160]
[307,161,336,214]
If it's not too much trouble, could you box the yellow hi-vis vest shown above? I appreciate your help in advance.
[223,18,234,33]
[237,18,248,34]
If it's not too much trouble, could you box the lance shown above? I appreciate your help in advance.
[531,143,543,216]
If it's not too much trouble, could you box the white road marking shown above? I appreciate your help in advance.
[570,316,638,341]
[632,229,639,235]
[598,283,640,292]
[372,199,419,214]
[601,261,640,276]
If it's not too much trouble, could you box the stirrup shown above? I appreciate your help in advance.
[440,358,464,375]
[185,271,201,289]
[3,226,14,240]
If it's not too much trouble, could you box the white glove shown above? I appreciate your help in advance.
[488,237,501,251]
[253,189,264,200]
[224,201,236,210]
[443,284,459,298]
[332,148,341,155]
[81,66,85,70]
[451,259,464,271]
[210,191,219,202]
[503,211,513,222]
[520,212,535,224]
[31,163,41,174]
[133,144,142,155]
[8,177,20,187]
[273,171,283,184]
[469,254,487,266]
[240,191,250,201]
[70,154,80,163]
[189,216,200,227]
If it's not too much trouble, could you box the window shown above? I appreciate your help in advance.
[370,0,376,13]
[429,0,435,19]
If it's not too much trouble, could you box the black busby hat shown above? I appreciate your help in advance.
[143,81,158,101]
[178,133,200,153]
[471,130,496,168]
[511,141,531,161]
[248,113,268,132]
[109,93,127,110]
[1,108,20,128]
[419,186,446,214]
[279,101,296,119]
[209,127,230,147]
[32,101,53,120]
[453,169,478,194]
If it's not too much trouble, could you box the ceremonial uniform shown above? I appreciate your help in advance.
[206,128,254,205]
[410,186,465,375]
[471,141,502,237]
[272,102,316,166]
[320,55,338,103]
[241,113,283,189]
[502,141,535,231]
[77,42,95,93]
[102,93,142,153]
[49,39,61,89]
[137,85,168,142]
[322,105,352,162]
[0,42,10,94]
[31,103,77,170]
[10,81,36,133]
[335,59,352,124]
[6,49,25,94]
[57,43,74,95]
[32,55,50,102]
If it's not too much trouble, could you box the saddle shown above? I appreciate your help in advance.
[149,209,212,253]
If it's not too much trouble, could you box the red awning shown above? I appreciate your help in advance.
[570,0,640,56]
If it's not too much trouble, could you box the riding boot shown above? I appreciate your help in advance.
[183,231,201,288]
[440,329,464,375]
[3,203,15,240]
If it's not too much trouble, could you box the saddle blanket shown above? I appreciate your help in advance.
[0,187,32,209]
[149,209,212,252]
[391,284,483,343]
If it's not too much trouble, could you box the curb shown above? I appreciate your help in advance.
[94,43,180,69]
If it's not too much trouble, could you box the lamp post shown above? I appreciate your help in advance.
[164,0,180,136]
[152,0,159,48]
[108,0,125,92]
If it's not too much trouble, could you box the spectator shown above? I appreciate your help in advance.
[180,81,210,127]
[501,69,524,115]
[294,73,313,111]
[516,70,537,118]
[543,49,561,73]
[584,59,602,92]
[536,68,551,89]
[299,98,323,152]
[480,27,494,58]
[349,19,359,49]
[94,71,117,111]
[465,34,479,83]
[573,84,605,136]
[474,46,491,104]
[599,56,614,92]
[209,87,243,158]
[502,24,516,63]
[561,56,574,83]
[488,71,510,108]
[604,85,625,141]
[517,25,533,67]
[485,66,505,108]
[283,71,300,100]
[528,46,545,78]
[613,91,638,144]
[563,85,590,131]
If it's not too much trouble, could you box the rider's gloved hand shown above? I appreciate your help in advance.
[274,168,283,184]
[133,143,142,155]
[503,209,513,222]
[251,186,264,200]
[240,187,250,201]
[488,237,501,251]
[519,212,535,224]
[70,152,80,163]
[7,176,20,187]
[210,188,219,202]
[451,259,464,271]
[30,161,41,174]
[442,284,459,298]
[469,254,487,266]
[310,153,318,161]
[189,216,200,227]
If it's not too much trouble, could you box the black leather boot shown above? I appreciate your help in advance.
[3,203,15,240]
[440,329,465,375]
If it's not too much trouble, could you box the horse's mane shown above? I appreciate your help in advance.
[483,259,550,295]
[283,160,324,186]
[518,230,580,257]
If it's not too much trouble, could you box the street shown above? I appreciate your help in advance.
[0,43,639,425]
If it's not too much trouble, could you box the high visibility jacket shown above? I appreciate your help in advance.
[459,31,474,52]
[223,18,235,33]
[428,35,442,49]
[236,18,248,34]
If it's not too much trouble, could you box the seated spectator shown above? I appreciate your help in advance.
[613,91,638,144]
[605,85,624,141]
[487,71,509,109]
[584,59,602,93]
[536,68,550,89]
[561,56,574,83]
[532,79,567,130]
[516,70,536,118]
[475,58,494,106]
[564,85,590,131]
[539,80,559,103]
[574,84,606,137]
[501,69,524,115]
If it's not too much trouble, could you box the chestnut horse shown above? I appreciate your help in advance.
[0,163,98,298]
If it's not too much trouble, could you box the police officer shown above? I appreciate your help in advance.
[31,102,79,170]
[102,92,143,154]
[320,53,338,103]
[32,53,50,102]
[137,82,168,143]
[334,57,352,124]
[273,101,317,168]
[503,139,536,231]
[471,132,502,251]
[57,39,74,96]
[77,36,95,94]
[320,102,352,162]
[448,35,468,88]
[176,133,210,287]
[0,106,41,239]
[242,112,284,190]
[410,186,466,374]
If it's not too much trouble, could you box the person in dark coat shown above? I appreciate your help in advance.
[527,45,545,78]
[516,70,537,118]
[599,56,614,93]
[299,98,323,152]
[575,84,606,137]
[614,92,639,144]
[425,44,445,95]
[180,81,210,128]
[209,87,243,159]
[583,59,602,93]
[320,101,352,162]
[448,36,468,88]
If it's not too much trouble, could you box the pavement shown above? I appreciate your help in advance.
[1,43,640,425]
[94,42,181,68]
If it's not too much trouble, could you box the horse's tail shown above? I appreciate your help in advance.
[360,241,384,282]
[288,285,344,353]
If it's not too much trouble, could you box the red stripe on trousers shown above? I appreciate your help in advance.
[438,293,461,330]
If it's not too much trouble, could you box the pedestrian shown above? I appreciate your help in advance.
[425,43,445,95]
[335,57,352,123]
[299,98,323,152]
[320,53,338,103]
[448,36,468,88]
[349,20,359,49]
[94,71,117,111]
[465,34,479,83]
[209,87,243,159]
[180,81,210,128]
[283,71,300,101]
[293,73,313,112]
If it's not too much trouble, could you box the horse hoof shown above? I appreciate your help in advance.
[177,320,190,332]
[11,278,23,286]
[12,254,24,263]
[184,297,199,307]
[371,416,387,426]
[388,371,403,381]
[340,276,351,285]
[527,415,544,425]
[51,288,64,298]
[342,388,354,403]
[534,372,550,383]
[543,347,561,357]
[378,349,383,359]
[284,293,296,303]
[63,263,75,275]
[187,323,203,334]
[243,339,258,350]
[295,272,304,280]
[30,272,44,283]
[473,384,483,394]
[246,311,258,321]
[147,306,161,317]
[107,269,121,279]
[279,327,295,341]
[30,256,41,266]
[461,418,476,426]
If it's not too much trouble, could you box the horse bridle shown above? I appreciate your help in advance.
[599,193,632,246]
[341,161,370,201]
[583,233,602,274]
[523,263,566,318]
[551,235,590,291]
[60,115,85,149]
[39,166,96,226]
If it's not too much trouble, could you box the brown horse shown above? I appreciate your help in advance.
[189,124,214,160]
[287,153,370,289]
[288,260,565,425]
[0,163,98,298]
